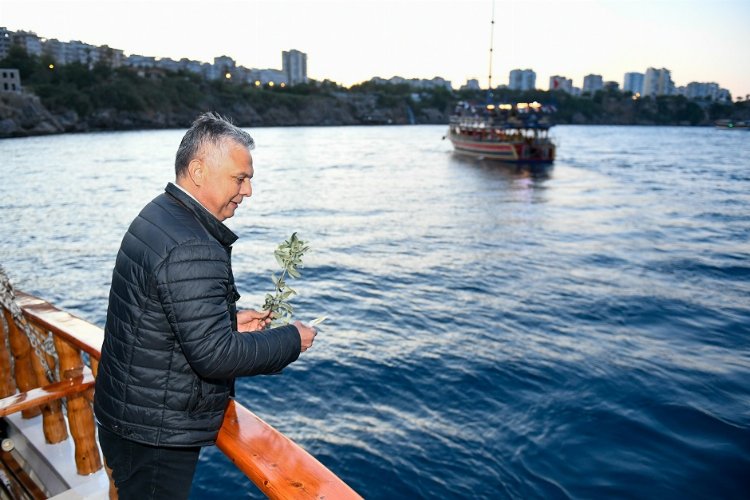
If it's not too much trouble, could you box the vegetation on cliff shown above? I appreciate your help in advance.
[1,46,747,137]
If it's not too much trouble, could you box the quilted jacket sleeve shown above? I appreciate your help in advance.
[155,239,301,379]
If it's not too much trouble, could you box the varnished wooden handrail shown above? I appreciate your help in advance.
[15,292,103,359]
[217,401,362,499]
[0,372,95,417]
[9,292,361,496]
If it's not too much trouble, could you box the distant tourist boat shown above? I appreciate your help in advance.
[715,119,749,129]
[446,0,556,163]
[447,102,557,163]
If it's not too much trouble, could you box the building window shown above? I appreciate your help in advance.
[2,72,6,78]
[3,83,8,91]
[12,83,16,91]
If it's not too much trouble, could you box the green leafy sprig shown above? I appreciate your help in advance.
[262,232,310,325]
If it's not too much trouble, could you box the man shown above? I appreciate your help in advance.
[93,112,317,499]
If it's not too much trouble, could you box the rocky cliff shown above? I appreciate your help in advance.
[0,88,449,138]
[0,92,65,136]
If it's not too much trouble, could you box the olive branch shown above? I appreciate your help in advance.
[261,232,314,326]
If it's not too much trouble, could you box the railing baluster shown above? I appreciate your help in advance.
[2,308,42,419]
[53,335,102,475]
[28,324,68,444]
[0,311,17,398]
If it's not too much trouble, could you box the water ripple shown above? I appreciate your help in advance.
[1,125,749,499]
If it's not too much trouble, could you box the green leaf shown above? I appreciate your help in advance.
[259,232,320,326]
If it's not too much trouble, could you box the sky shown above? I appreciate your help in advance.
[1,0,748,98]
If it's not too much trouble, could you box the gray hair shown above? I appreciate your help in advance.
[175,112,254,178]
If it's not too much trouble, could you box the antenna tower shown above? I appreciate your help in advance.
[488,0,496,90]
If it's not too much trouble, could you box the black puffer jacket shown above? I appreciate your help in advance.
[94,183,301,447]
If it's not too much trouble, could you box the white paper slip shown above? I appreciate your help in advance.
[310,316,328,326]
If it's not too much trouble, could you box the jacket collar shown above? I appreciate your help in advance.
[165,182,238,247]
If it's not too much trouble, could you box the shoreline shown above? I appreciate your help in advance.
[2,89,746,139]
[0,121,727,140]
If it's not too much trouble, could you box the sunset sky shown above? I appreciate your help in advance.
[2,0,748,98]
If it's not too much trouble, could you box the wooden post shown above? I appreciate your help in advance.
[2,308,41,419]
[53,336,102,475]
[28,324,68,444]
[0,311,17,398]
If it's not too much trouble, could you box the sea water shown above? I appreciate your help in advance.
[1,125,748,498]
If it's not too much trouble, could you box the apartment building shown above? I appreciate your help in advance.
[684,82,731,102]
[623,72,644,94]
[0,28,11,59]
[582,74,604,94]
[549,75,573,93]
[282,49,308,86]
[642,67,674,97]
[509,69,536,91]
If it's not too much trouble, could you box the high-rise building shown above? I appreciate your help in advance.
[623,72,644,95]
[282,49,307,86]
[582,74,603,94]
[549,75,573,93]
[642,67,674,97]
[509,69,536,91]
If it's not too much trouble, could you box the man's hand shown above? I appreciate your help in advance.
[294,320,317,352]
[237,309,272,332]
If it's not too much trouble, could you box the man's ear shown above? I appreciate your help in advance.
[187,158,204,187]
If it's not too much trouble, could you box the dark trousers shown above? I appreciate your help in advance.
[98,425,201,500]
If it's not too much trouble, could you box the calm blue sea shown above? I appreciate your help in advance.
[1,125,749,498]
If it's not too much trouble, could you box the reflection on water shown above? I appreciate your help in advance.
[1,125,749,499]
[449,153,554,182]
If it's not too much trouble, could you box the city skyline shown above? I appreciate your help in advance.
[1,0,748,98]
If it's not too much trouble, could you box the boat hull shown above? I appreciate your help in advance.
[448,133,555,163]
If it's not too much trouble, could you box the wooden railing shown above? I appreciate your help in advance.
[0,291,361,499]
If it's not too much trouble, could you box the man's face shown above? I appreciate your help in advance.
[199,141,254,221]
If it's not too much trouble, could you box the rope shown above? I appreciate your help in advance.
[0,266,57,383]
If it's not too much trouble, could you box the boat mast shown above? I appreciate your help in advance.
[488,0,496,91]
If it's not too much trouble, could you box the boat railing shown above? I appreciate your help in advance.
[0,289,361,499]
[449,114,552,131]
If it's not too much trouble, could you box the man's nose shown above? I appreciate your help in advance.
[240,178,252,197]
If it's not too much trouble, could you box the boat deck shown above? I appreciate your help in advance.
[4,412,108,499]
